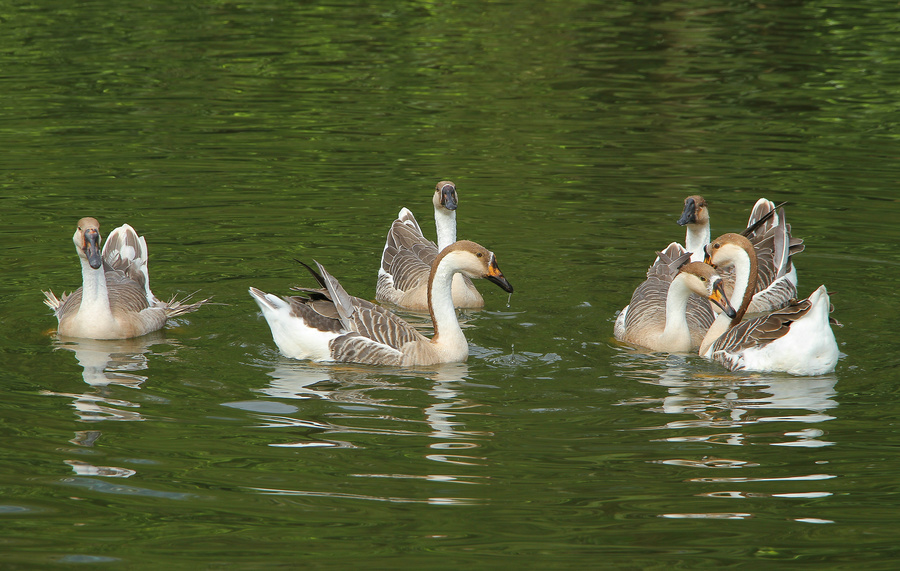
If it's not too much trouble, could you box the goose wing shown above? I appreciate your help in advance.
[102,224,156,302]
[710,296,819,370]
[624,243,714,336]
[293,261,426,352]
[379,208,438,293]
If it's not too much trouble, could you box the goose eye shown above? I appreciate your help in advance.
[476,252,483,258]
[700,276,706,282]
[713,243,721,249]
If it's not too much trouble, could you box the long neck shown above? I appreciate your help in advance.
[698,242,757,356]
[79,257,113,318]
[658,275,694,350]
[434,208,457,251]
[729,245,757,324]
[685,222,710,263]
[427,255,467,357]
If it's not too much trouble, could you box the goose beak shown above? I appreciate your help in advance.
[485,255,513,293]
[709,279,736,318]
[703,245,713,266]
[677,198,696,226]
[83,229,103,269]
[440,183,458,211]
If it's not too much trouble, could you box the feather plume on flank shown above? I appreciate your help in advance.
[44,218,209,339]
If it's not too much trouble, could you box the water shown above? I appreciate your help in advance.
[2,0,900,567]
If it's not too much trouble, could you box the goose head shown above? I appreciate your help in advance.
[73,217,103,270]
[677,195,709,227]
[703,232,755,269]
[705,233,758,322]
[437,240,513,293]
[432,180,458,212]
[678,262,736,318]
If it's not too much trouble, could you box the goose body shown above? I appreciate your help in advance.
[251,240,513,367]
[615,243,735,352]
[376,181,483,310]
[677,195,804,314]
[700,233,839,376]
[44,218,207,339]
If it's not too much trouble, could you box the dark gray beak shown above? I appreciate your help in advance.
[83,229,103,269]
[441,183,458,211]
[677,197,696,226]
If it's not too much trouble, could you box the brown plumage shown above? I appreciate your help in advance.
[44,218,207,339]
[251,240,513,366]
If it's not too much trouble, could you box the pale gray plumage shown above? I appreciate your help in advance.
[252,240,513,367]
[376,181,483,310]
[700,233,839,375]
[615,243,734,352]
[44,217,207,339]
[678,196,804,314]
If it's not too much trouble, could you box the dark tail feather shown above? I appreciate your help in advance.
[294,259,327,289]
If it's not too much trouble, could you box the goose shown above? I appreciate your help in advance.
[699,233,839,375]
[376,181,483,310]
[614,242,736,352]
[250,240,513,367]
[43,217,207,339]
[677,195,804,313]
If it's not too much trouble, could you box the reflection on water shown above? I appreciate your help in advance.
[614,353,840,521]
[42,334,173,423]
[615,355,838,447]
[244,360,491,504]
[41,334,176,481]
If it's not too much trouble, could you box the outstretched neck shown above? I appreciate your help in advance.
[729,244,757,324]
[699,240,757,355]
[79,257,113,320]
[658,275,694,351]
[685,222,710,263]
[434,208,457,252]
[427,252,468,361]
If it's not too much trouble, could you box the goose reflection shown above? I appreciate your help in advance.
[615,354,838,447]
[246,359,491,504]
[614,355,840,521]
[42,333,174,423]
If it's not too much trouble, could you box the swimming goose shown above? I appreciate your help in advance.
[614,243,736,352]
[677,195,804,313]
[250,240,513,367]
[376,181,483,310]
[43,218,207,339]
[699,233,839,375]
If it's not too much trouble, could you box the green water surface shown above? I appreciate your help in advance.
[2,0,900,568]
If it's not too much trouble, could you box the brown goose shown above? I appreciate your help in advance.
[700,233,839,375]
[376,181,483,310]
[615,243,735,352]
[677,196,804,314]
[250,240,513,367]
[43,217,207,339]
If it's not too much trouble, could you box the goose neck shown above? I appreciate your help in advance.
[434,209,457,252]
[427,254,467,355]
[79,257,113,317]
[729,243,757,324]
[659,274,693,349]
[685,223,710,263]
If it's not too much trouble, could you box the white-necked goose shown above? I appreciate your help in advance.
[251,240,513,367]
[615,243,736,352]
[677,195,804,313]
[44,218,207,339]
[376,181,483,310]
[699,233,839,375]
